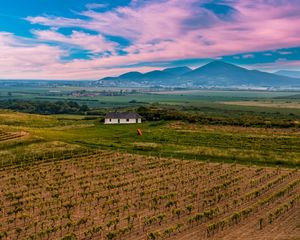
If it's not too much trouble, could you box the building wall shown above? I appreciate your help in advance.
[104,118,142,124]
[104,118,119,124]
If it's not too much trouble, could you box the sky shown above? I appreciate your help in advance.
[1,0,300,80]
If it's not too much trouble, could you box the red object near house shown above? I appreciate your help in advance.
[137,128,143,136]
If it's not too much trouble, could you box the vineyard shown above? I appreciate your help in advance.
[0,151,299,240]
[0,130,26,142]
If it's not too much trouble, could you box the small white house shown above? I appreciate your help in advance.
[104,112,142,124]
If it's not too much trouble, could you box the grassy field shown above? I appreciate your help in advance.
[0,110,299,168]
[1,86,300,109]
[221,100,300,109]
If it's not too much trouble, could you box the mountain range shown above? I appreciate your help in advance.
[95,61,300,88]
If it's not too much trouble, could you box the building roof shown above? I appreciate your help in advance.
[105,112,142,119]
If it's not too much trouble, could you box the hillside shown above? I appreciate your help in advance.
[163,66,192,75]
[182,61,299,86]
[95,61,300,88]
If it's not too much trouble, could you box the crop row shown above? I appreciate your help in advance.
[0,151,299,240]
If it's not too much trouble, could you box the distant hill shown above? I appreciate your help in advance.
[275,70,300,79]
[119,71,144,79]
[95,61,300,88]
[163,66,192,75]
[143,70,174,81]
[181,61,299,86]
[97,66,192,86]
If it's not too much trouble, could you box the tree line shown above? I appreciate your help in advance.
[0,100,89,115]
[137,106,300,128]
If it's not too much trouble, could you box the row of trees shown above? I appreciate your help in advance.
[0,100,89,115]
[137,106,300,128]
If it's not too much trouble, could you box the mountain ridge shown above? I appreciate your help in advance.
[96,61,300,87]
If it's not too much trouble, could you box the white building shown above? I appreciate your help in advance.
[104,112,142,124]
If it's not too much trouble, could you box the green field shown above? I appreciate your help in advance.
[0,86,300,168]
[1,86,300,109]
[0,110,299,168]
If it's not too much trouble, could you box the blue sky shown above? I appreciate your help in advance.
[0,0,300,79]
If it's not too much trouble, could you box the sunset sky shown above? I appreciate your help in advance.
[1,0,300,80]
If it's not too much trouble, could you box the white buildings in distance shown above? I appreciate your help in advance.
[104,112,142,124]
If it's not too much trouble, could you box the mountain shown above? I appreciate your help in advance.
[98,66,191,85]
[101,72,143,81]
[275,70,300,79]
[143,70,174,81]
[181,61,299,86]
[163,66,192,75]
[119,71,144,79]
[96,61,300,87]
[182,61,249,85]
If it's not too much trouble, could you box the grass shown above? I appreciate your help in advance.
[221,100,300,109]
[2,86,300,109]
[0,110,299,168]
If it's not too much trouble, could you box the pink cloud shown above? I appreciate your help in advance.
[0,32,66,73]
[27,0,300,55]
[32,30,117,53]
[0,0,299,79]
[0,32,160,79]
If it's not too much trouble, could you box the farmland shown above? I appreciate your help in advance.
[1,84,300,110]
[0,130,26,142]
[221,100,300,109]
[0,150,300,240]
[2,0,300,239]
[0,88,300,240]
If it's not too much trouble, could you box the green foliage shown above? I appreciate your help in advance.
[137,105,300,128]
[0,100,89,115]
[106,231,117,240]
[147,231,161,240]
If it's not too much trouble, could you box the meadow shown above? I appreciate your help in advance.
[0,110,299,168]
